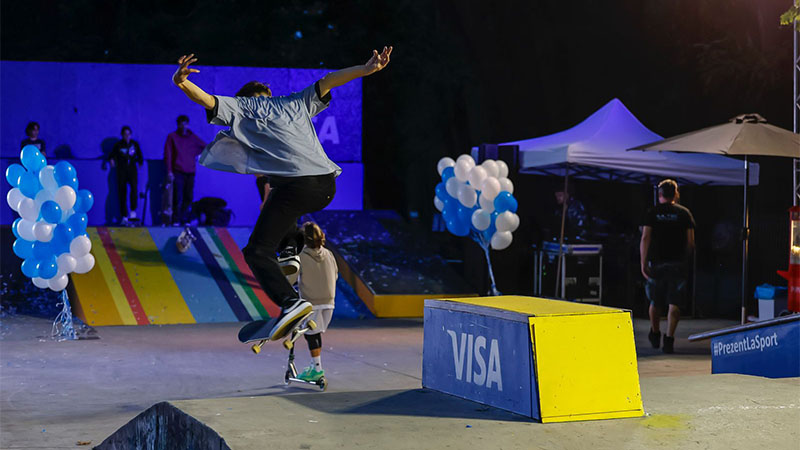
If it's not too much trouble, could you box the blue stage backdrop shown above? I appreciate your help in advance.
[0,61,362,226]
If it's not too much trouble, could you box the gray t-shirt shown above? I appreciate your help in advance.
[199,82,342,178]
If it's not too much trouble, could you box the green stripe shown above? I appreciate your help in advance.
[207,227,269,319]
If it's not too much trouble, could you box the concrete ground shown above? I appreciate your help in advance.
[1,315,798,449]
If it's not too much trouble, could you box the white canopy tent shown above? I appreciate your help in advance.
[473,98,759,186]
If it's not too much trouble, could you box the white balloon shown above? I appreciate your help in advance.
[433,195,444,212]
[456,154,475,167]
[17,219,37,241]
[38,165,58,192]
[457,184,477,208]
[498,177,514,194]
[32,277,49,289]
[74,253,95,274]
[70,235,92,257]
[490,231,513,250]
[496,160,509,178]
[482,160,499,178]
[6,188,24,212]
[33,221,55,242]
[467,165,487,188]
[480,177,501,201]
[508,213,520,232]
[18,198,39,221]
[471,209,491,231]
[437,157,456,176]
[34,189,55,211]
[454,160,472,182]
[495,211,514,232]
[48,274,69,291]
[445,177,462,198]
[57,253,77,274]
[478,193,495,213]
[54,186,77,212]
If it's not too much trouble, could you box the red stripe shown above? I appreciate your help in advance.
[214,227,281,317]
[96,227,150,325]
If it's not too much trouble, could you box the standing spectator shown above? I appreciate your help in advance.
[164,115,207,224]
[640,179,695,354]
[21,121,46,156]
[109,126,144,224]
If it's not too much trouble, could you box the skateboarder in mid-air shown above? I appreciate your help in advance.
[172,46,392,339]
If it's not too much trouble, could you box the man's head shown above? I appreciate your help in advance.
[554,184,575,205]
[25,121,40,139]
[121,125,132,141]
[657,179,679,204]
[236,81,272,98]
[177,115,189,134]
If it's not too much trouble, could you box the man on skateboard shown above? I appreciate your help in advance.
[172,46,392,339]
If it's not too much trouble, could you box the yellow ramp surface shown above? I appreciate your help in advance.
[443,295,616,316]
[531,311,644,422]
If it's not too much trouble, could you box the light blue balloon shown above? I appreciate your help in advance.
[54,161,77,187]
[20,145,46,172]
[37,256,58,279]
[21,259,39,278]
[13,239,34,259]
[41,201,62,224]
[19,172,41,198]
[5,164,26,187]
[74,189,94,213]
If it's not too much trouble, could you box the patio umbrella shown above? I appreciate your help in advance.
[629,114,800,323]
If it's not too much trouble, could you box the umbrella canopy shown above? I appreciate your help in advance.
[630,114,799,157]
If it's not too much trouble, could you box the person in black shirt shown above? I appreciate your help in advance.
[109,126,144,224]
[640,179,695,354]
[20,121,46,156]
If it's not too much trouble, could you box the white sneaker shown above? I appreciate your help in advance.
[268,300,312,340]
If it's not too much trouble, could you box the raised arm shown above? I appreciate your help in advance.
[172,54,215,110]
[317,46,392,98]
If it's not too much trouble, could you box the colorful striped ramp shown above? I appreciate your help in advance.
[70,227,279,326]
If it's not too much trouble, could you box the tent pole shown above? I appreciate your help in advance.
[741,156,750,324]
[555,164,570,298]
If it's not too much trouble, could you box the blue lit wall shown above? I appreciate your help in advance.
[0,61,362,226]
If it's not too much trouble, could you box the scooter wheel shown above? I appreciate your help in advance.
[284,370,292,385]
[318,377,327,392]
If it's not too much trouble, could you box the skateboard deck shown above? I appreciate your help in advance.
[238,310,312,344]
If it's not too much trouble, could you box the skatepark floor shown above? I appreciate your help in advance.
[1,315,798,449]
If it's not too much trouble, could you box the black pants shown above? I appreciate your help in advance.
[243,173,336,309]
[117,168,138,218]
[173,171,195,224]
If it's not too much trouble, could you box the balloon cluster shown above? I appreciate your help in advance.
[434,154,520,250]
[6,145,96,291]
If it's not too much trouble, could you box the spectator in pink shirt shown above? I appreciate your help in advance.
[164,115,206,224]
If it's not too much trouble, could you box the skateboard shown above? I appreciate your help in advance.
[176,227,197,253]
[238,310,316,353]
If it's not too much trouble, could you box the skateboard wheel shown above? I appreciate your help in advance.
[251,343,262,354]
[307,319,317,330]
[283,340,294,351]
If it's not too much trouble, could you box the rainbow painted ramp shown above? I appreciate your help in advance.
[70,227,280,326]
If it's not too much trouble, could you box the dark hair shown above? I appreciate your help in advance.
[236,81,271,98]
[25,121,40,135]
[121,125,132,134]
[176,115,189,124]
[302,221,325,249]
[658,179,678,200]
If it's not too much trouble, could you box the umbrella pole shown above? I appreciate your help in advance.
[741,155,750,324]
[555,165,570,298]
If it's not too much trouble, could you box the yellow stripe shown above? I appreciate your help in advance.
[88,228,137,325]
[109,228,195,324]
[442,295,621,317]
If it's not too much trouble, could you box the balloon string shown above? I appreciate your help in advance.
[474,231,500,296]
[51,289,77,341]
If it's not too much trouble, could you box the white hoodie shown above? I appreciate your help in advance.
[298,246,338,308]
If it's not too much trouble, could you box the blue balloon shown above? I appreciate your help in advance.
[482,222,497,243]
[74,189,94,213]
[493,192,518,213]
[41,201,62,224]
[12,218,21,239]
[5,164,26,187]
[37,256,58,279]
[54,161,77,187]
[53,223,74,248]
[32,241,51,260]
[12,239,34,259]
[68,213,88,234]
[446,217,470,237]
[435,182,448,200]
[20,145,46,172]
[21,259,39,278]
[441,166,455,183]
[18,172,40,198]
[456,204,473,225]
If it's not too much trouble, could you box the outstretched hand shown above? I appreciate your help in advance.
[364,46,392,75]
[173,54,200,85]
